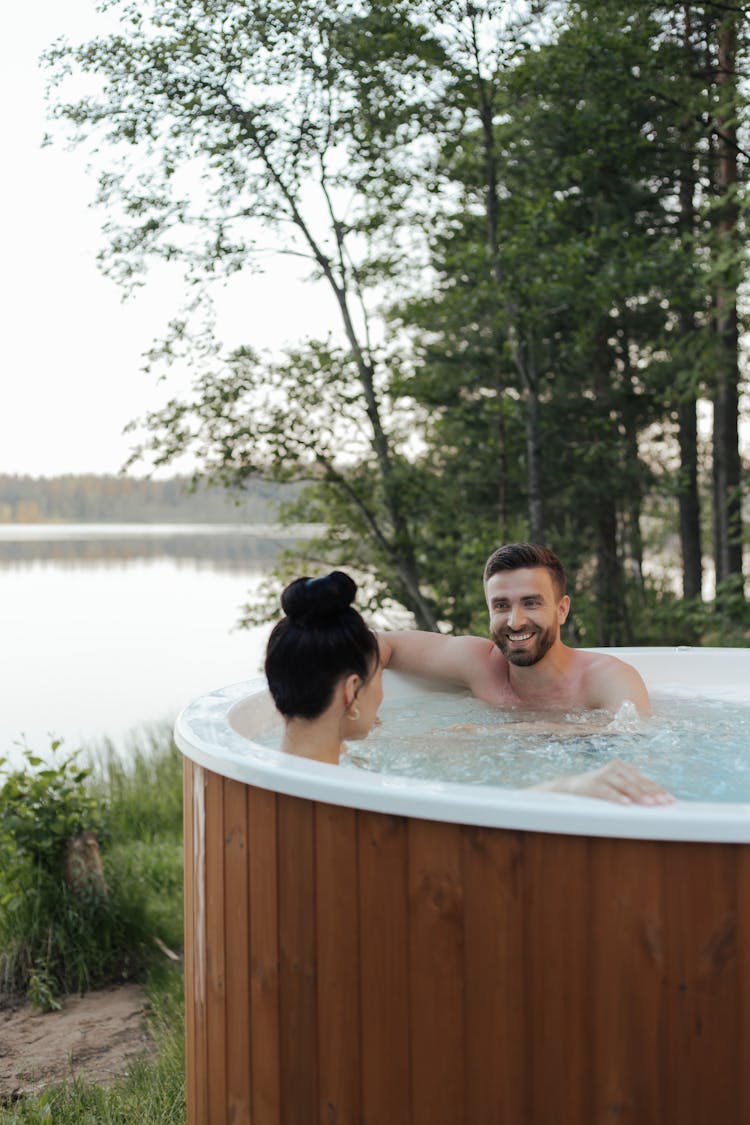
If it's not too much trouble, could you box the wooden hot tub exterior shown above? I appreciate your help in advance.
[182,754,750,1125]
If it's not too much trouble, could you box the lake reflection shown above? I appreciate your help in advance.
[0,522,310,571]
[0,525,299,765]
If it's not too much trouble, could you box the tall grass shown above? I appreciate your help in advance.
[92,728,184,843]
[0,729,184,1000]
[0,727,186,1121]
[91,730,185,955]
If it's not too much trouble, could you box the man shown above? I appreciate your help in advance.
[379,542,672,805]
[381,542,650,714]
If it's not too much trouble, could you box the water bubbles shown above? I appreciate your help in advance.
[604,700,643,733]
[347,692,750,803]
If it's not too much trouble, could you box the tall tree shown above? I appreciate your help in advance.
[45,0,748,639]
[399,4,686,640]
[711,6,745,590]
[45,0,448,627]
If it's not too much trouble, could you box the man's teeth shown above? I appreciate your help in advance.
[509,632,533,641]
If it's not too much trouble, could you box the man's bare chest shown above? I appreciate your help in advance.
[472,663,591,712]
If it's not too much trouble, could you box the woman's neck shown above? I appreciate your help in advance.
[281,717,344,764]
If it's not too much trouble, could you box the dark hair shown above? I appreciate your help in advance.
[264,571,379,720]
[483,543,567,599]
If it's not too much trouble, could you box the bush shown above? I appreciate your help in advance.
[0,737,183,1009]
[627,575,750,648]
[0,744,105,876]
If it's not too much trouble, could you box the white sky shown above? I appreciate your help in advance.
[2,0,336,479]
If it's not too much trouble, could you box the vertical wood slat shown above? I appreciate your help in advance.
[525,833,592,1125]
[358,811,412,1125]
[223,778,251,1123]
[408,818,465,1125]
[462,827,528,1125]
[590,837,664,1125]
[277,794,318,1124]
[738,845,750,1125]
[314,803,361,1124]
[204,770,228,1124]
[661,843,741,1125]
[248,786,281,1125]
[182,760,202,1125]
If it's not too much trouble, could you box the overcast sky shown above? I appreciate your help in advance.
[3,0,335,479]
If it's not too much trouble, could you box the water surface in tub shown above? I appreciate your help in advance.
[256,692,750,802]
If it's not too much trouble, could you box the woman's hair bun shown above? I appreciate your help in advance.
[281,570,357,623]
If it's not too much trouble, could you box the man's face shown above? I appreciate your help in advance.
[485,567,570,668]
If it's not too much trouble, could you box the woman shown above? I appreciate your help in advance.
[265,570,383,764]
[266,571,673,806]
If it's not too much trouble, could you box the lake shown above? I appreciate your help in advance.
[0,524,306,766]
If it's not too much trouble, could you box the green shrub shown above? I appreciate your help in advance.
[627,575,750,648]
[0,744,105,876]
[0,832,153,1005]
[0,736,183,1009]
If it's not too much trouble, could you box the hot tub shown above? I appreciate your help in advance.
[176,647,750,1125]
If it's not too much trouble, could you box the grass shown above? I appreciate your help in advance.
[0,728,186,1123]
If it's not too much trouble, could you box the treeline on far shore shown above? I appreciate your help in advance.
[0,473,293,524]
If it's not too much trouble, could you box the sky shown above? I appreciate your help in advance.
[3,0,335,479]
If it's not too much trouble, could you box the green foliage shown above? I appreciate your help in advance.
[0,734,183,1010]
[629,576,750,648]
[0,745,105,876]
[44,0,750,640]
[26,961,62,1014]
[0,840,146,1007]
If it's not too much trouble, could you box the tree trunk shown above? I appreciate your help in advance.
[471,8,543,542]
[589,330,628,641]
[623,408,645,596]
[595,497,629,646]
[497,392,508,538]
[237,112,440,630]
[675,9,703,602]
[64,831,108,902]
[712,13,744,592]
[525,373,544,543]
[677,398,703,600]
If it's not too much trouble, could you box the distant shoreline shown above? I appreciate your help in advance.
[0,521,318,537]
[0,472,298,525]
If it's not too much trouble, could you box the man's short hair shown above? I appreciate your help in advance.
[483,542,567,600]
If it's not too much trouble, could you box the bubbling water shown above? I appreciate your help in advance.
[340,692,750,803]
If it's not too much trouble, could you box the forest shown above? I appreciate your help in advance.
[0,474,285,525]
[43,0,750,643]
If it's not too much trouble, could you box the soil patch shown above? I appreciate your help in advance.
[0,983,156,1102]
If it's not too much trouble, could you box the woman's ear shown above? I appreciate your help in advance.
[341,673,362,710]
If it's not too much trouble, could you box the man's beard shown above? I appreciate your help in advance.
[492,624,557,667]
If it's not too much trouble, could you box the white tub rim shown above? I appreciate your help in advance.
[174,646,750,844]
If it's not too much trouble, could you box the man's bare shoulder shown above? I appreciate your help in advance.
[574,650,651,716]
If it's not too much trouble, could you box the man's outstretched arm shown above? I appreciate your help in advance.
[378,630,491,689]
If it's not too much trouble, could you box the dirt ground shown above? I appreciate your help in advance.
[0,983,157,1102]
